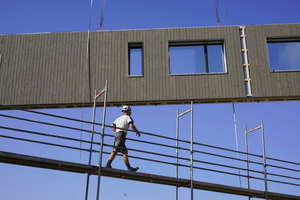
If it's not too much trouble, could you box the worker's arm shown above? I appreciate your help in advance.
[129,123,141,137]
[111,123,116,132]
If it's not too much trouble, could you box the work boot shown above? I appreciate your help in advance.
[105,164,112,168]
[128,167,139,172]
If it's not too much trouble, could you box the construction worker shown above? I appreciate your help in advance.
[105,105,141,171]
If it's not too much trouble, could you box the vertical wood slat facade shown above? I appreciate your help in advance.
[0,24,299,109]
[246,24,300,100]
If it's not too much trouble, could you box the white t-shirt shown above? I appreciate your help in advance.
[113,115,134,134]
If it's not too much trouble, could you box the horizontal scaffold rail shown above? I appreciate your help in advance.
[1,151,299,200]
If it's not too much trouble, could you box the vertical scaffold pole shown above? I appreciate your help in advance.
[175,109,179,200]
[244,126,250,200]
[261,119,269,200]
[85,88,106,200]
[244,120,268,200]
[85,90,97,200]
[190,101,194,200]
[96,80,108,200]
[175,102,193,200]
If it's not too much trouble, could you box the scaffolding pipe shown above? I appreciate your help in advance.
[2,108,300,196]
[261,119,269,200]
[1,109,277,174]
[175,103,193,200]
[176,109,179,200]
[96,80,108,200]
[0,104,100,125]
[190,101,194,200]
[0,133,99,152]
[4,125,300,188]
[244,120,268,200]
[244,125,250,200]
[0,114,95,134]
[85,90,99,200]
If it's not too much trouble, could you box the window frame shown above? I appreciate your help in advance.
[168,40,227,75]
[267,37,300,72]
[128,42,144,77]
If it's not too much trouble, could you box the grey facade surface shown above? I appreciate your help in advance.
[246,24,300,101]
[0,24,299,109]
[0,32,90,108]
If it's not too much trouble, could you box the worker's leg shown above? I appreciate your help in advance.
[109,150,118,160]
[105,132,123,168]
[122,150,129,164]
[122,150,139,172]
[105,150,118,168]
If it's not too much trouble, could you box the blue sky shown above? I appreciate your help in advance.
[1,0,300,200]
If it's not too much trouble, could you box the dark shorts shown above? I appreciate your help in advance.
[113,132,127,152]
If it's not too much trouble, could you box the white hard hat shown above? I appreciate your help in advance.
[122,105,131,112]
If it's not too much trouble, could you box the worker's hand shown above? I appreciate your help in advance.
[136,132,141,137]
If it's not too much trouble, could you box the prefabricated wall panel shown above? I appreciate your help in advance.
[246,24,300,100]
[0,24,299,109]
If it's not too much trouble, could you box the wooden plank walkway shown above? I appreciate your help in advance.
[1,151,299,200]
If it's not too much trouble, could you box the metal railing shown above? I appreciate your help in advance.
[1,104,300,199]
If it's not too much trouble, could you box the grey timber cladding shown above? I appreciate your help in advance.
[245,24,300,100]
[0,24,299,109]
[90,26,244,105]
[0,32,90,108]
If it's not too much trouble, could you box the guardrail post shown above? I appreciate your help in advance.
[190,101,194,200]
[261,119,268,200]
[244,120,268,200]
[244,125,250,200]
[85,85,107,200]
[96,80,108,200]
[175,102,194,200]
[176,109,179,200]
